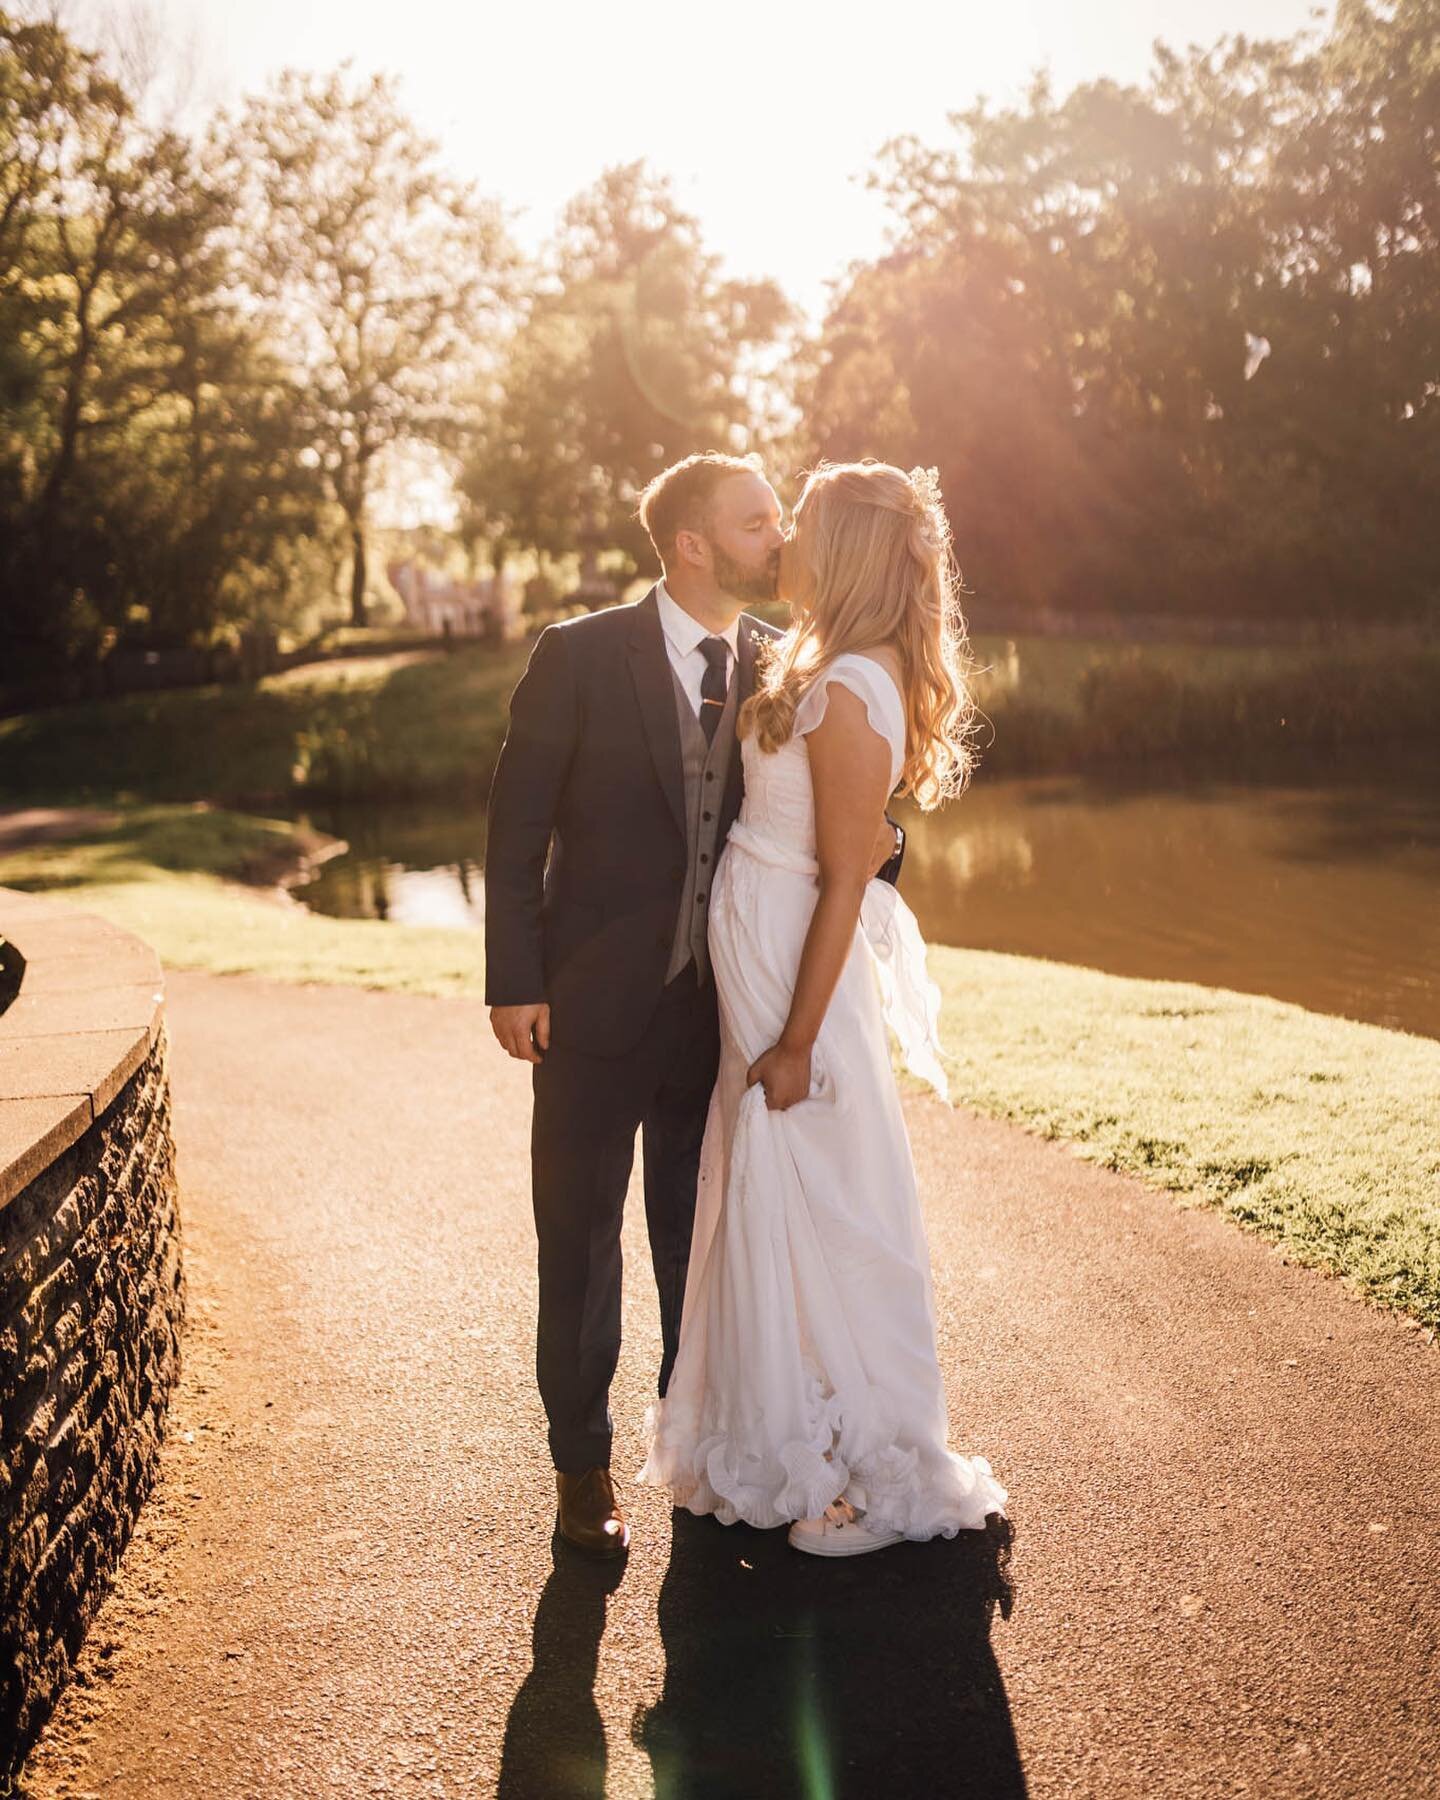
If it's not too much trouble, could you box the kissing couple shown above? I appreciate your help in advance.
[485,452,1008,1560]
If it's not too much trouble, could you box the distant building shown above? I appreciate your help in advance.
[385,559,522,640]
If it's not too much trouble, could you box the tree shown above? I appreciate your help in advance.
[460,163,789,586]
[801,3,1439,621]
[0,9,232,663]
[217,66,512,626]
[0,16,359,679]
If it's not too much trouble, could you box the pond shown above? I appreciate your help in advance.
[285,763,1440,1040]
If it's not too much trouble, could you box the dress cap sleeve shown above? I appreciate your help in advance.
[793,654,905,787]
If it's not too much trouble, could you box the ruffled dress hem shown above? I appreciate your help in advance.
[636,1376,1008,1540]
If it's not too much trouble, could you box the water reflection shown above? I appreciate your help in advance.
[895,772,1440,1038]
[287,764,1440,1040]
[293,801,487,929]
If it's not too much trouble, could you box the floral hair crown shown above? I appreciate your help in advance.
[907,465,944,514]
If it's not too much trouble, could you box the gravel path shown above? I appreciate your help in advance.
[17,971,1439,1799]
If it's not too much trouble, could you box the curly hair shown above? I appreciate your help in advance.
[740,459,978,809]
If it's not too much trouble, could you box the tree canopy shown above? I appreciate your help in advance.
[801,0,1438,620]
[457,162,789,586]
[0,0,1434,691]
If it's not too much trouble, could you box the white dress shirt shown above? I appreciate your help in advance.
[656,581,738,718]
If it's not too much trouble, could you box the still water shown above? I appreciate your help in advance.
[288,766,1440,1040]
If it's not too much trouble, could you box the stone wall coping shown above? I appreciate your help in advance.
[0,886,165,1210]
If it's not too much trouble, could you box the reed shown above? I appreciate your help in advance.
[970,638,1440,775]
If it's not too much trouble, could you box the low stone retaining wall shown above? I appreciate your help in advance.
[0,888,184,1781]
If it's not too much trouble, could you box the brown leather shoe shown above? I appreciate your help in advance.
[555,1467,631,1558]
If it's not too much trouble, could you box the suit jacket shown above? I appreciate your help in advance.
[484,585,904,1057]
[484,588,767,1054]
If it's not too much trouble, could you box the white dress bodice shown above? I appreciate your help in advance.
[736,653,906,860]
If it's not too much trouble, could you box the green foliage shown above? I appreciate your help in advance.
[457,162,790,585]
[0,10,242,663]
[4,0,1436,698]
[0,642,532,805]
[217,66,514,626]
[0,17,511,681]
[803,0,1440,622]
[1,633,1436,814]
[981,637,1440,771]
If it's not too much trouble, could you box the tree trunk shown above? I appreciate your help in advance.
[34,312,93,538]
[349,515,368,628]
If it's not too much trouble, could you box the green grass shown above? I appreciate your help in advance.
[2,802,1436,1334]
[0,803,318,888]
[0,642,532,806]
[929,951,1440,1335]
[3,630,1438,809]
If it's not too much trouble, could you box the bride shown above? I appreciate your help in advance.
[637,458,1008,1556]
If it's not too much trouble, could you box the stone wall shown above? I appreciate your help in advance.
[0,890,184,1780]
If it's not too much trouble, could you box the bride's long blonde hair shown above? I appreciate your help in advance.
[741,459,978,809]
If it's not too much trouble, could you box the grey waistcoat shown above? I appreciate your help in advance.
[665,664,739,985]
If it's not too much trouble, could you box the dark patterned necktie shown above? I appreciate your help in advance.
[698,636,730,745]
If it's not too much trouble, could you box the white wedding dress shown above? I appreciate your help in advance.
[636,654,1007,1538]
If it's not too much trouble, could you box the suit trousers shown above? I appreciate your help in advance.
[530,961,720,1473]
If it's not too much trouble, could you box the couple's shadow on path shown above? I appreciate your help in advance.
[499,1511,1023,1799]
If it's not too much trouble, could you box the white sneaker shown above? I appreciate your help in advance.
[787,1510,905,1558]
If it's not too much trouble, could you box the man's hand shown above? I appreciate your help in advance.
[490,1002,551,1064]
[869,817,901,878]
[747,1040,813,1111]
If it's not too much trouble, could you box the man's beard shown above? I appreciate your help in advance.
[713,544,778,603]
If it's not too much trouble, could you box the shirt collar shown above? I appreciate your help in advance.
[656,580,740,660]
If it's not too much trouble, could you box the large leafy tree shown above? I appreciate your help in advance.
[802,1,1439,621]
[217,66,513,625]
[460,162,789,586]
[0,10,220,660]
[0,11,331,673]
[1248,0,1440,612]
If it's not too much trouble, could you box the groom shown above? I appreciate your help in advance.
[485,451,903,1558]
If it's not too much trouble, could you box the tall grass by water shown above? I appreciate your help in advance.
[2,630,1436,807]
[968,635,1440,774]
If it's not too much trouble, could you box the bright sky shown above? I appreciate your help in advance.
[91,0,1330,320]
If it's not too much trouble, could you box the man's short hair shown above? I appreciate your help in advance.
[637,451,764,563]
